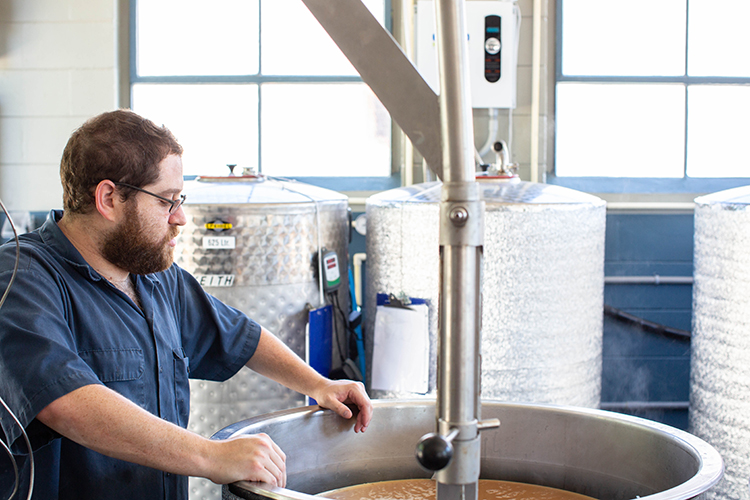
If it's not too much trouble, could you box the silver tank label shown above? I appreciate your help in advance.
[195,275,236,287]
[202,236,236,249]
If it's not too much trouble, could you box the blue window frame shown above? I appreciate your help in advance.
[552,0,750,194]
[129,0,398,192]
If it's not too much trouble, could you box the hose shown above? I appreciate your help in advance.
[603,304,691,341]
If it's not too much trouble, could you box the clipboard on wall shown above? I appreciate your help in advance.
[371,294,430,394]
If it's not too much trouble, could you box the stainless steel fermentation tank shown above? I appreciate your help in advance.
[217,400,723,500]
[690,185,750,500]
[174,174,350,500]
[365,179,606,407]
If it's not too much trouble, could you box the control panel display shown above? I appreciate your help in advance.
[484,15,502,83]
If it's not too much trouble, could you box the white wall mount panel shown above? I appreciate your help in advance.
[416,0,519,108]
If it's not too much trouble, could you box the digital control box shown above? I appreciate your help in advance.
[416,0,519,109]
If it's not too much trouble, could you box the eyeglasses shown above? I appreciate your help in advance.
[114,182,186,215]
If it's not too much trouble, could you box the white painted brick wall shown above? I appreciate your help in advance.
[0,0,117,212]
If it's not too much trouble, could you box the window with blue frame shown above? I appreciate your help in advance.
[554,0,750,192]
[131,0,395,190]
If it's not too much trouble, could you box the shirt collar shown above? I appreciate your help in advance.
[38,210,161,285]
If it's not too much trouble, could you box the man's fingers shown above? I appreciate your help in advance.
[261,457,286,488]
[314,380,373,433]
[213,433,287,486]
[268,439,287,487]
[253,433,286,487]
[331,399,354,419]
[348,383,372,432]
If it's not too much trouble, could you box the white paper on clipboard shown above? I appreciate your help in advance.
[371,303,429,394]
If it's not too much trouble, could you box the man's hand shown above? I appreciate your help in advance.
[206,433,287,487]
[311,379,373,433]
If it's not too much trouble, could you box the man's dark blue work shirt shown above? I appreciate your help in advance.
[0,210,262,500]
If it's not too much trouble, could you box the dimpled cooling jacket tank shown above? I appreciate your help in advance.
[365,180,606,407]
[690,185,750,500]
[174,175,349,500]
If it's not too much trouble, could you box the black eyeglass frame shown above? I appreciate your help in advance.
[113,182,186,214]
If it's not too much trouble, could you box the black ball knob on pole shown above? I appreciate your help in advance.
[415,429,459,471]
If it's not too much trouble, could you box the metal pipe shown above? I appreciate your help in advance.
[352,253,366,307]
[600,401,690,411]
[603,304,691,340]
[530,0,541,182]
[435,0,475,183]
[438,246,482,423]
[477,108,500,159]
[604,275,693,285]
[437,243,482,492]
[433,0,484,498]
[396,0,416,186]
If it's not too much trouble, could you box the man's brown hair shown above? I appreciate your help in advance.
[60,109,183,214]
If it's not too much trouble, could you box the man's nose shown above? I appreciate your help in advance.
[169,205,187,226]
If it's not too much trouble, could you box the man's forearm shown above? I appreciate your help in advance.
[245,327,330,398]
[37,384,214,474]
[35,383,287,485]
[246,328,373,433]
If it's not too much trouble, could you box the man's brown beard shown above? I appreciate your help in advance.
[101,203,180,275]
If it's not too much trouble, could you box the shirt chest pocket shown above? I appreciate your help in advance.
[78,348,145,407]
[173,347,190,427]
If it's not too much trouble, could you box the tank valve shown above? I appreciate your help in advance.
[488,141,518,177]
[415,428,459,471]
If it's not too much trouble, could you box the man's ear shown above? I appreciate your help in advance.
[94,180,120,222]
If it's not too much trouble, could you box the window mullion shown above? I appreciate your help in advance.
[684,0,689,178]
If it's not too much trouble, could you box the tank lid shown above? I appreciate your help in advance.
[367,180,605,206]
[182,175,347,205]
[695,184,750,207]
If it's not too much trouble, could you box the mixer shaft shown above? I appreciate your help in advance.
[433,0,485,498]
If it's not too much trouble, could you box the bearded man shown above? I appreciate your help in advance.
[0,109,372,500]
